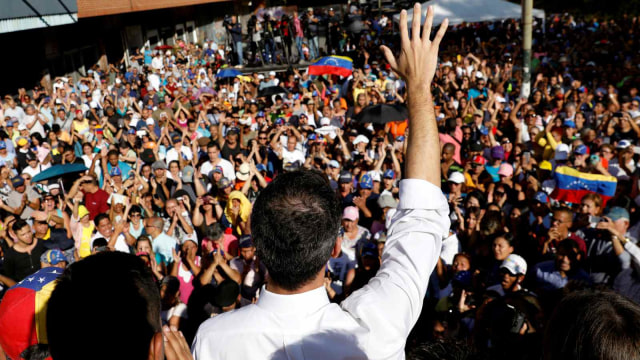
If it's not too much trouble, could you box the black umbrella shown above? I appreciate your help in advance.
[258,86,288,98]
[354,104,408,125]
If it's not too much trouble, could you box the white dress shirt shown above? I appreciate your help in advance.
[192,179,450,359]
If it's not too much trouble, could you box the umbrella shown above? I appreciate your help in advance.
[195,86,217,97]
[32,163,88,183]
[354,104,408,125]
[216,68,242,79]
[258,86,288,98]
[308,56,353,77]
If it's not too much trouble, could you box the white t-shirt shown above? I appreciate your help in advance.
[281,148,305,166]
[165,146,193,164]
[161,303,187,325]
[200,158,235,180]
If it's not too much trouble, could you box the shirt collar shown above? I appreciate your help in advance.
[256,285,329,315]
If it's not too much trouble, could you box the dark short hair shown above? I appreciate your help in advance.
[94,213,109,227]
[251,170,341,290]
[544,290,640,359]
[47,252,161,360]
[12,219,29,233]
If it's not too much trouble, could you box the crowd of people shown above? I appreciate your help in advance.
[1,4,640,359]
[221,5,393,66]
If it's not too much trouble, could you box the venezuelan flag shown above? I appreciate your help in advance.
[0,267,62,360]
[550,165,617,205]
[308,56,353,77]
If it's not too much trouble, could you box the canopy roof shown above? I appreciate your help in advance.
[393,0,545,26]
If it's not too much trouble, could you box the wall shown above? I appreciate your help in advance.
[77,0,228,18]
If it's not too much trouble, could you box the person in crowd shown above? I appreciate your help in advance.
[2,5,640,359]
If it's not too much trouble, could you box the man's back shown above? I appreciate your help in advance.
[193,180,450,359]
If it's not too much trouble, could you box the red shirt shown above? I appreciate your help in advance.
[84,189,110,220]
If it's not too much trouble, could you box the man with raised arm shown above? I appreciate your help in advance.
[192,4,449,359]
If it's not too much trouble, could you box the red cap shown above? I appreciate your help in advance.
[471,155,487,165]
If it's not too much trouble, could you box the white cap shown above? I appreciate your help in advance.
[258,74,265,80]
[368,170,381,182]
[448,171,465,184]
[269,71,276,76]
[17,124,27,131]
[617,139,632,149]
[145,118,155,126]
[500,254,527,275]
[320,117,331,126]
[115,78,121,84]
[554,143,570,161]
[352,134,370,145]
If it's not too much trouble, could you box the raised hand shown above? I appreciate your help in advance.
[380,4,447,90]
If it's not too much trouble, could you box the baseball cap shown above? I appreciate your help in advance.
[40,249,67,265]
[605,206,630,222]
[491,146,505,160]
[269,71,276,76]
[471,155,487,165]
[469,141,483,152]
[500,254,527,275]
[353,135,369,145]
[473,109,484,117]
[383,169,395,179]
[256,164,267,172]
[152,160,167,170]
[359,174,373,189]
[573,144,589,155]
[339,171,352,184]
[146,118,155,126]
[109,167,122,177]
[563,120,576,128]
[212,166,224,174]
[26,152,36,161]
[238,235,254,248]
[448,171,465,184]
[171,133,182,143]
[342,206,359,221]
[227,127,240,135]
[11,176,24,187]
[217,177,231,188]
[497,163,514,177]
[16,137,28,147]
[617,139,632,149]
[554,143,570,161]
[533,191,549,204]
[17,124,27,131]
[539,160,553,171]
[360,242,378,258]
[328,160,340,169]
[0,141,6,150]
[377,193,397,209]
[257,111,265,118]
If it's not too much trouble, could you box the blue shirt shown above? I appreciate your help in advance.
[533,259,590,291]
[152,232,178,265]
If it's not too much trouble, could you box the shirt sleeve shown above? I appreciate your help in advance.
[624,241,640,267]
[341,179,450,358]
